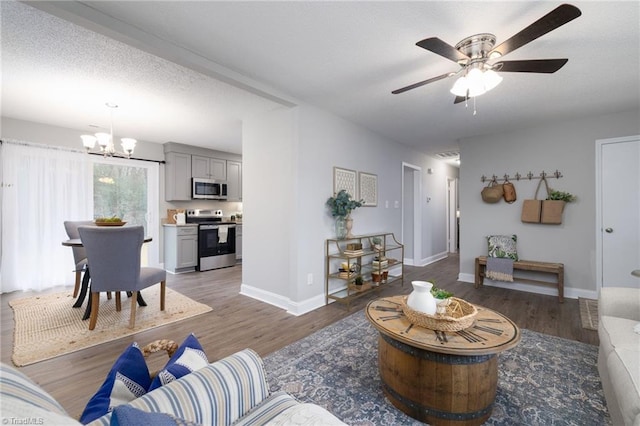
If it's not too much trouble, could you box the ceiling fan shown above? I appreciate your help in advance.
[392,4,582,103]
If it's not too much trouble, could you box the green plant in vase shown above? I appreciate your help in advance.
[431,286,454,299]
[326,189,363,239]
[430,284,454,314]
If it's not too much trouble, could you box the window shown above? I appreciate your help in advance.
[91,156,160,267]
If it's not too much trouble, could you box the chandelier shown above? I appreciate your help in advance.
[81,103,137,158]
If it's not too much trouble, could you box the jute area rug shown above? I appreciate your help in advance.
[9,287,212,366]
[579,297,599,330]
[265,310,611,426]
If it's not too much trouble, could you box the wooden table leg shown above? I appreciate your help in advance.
[474,258,483,288]
[558,265,564,303]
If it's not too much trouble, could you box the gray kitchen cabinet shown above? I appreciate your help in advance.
[226,160,242,201]
[165,152,192,201]
[164,225,198,273]
[192,155,226,180]
[236,224,242,260]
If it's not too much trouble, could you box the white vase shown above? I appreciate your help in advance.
[407,281,437,315]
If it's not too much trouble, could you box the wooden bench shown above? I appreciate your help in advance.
[475,256,564,303]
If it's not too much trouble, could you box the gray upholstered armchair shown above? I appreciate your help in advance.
[63,220,94,297]
[78,225,166,330]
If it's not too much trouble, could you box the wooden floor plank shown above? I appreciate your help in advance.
[0,254,598,419]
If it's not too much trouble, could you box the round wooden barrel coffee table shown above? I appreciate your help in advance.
[365,296,520,426]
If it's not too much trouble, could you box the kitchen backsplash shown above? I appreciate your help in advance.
[162,200,242,222]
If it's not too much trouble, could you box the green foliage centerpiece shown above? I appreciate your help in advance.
[326,189,363,239]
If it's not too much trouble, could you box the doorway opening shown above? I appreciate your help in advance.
[402,163,421,266]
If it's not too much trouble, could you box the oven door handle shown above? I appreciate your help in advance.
[200,224,236,230]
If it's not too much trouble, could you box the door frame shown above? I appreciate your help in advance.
[402,162,421,266]
[446,177,458,253]
[595,134,640,289]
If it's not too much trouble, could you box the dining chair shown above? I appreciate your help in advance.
[63,220,94,297]
[78,225,166,330]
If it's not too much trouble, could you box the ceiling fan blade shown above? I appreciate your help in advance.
[489,4,582,58]
[416,37,470,63]
[453,96,467,104]
[493,59,569,73]
[392,72,452,95]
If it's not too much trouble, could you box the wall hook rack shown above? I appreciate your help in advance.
[481,169,563,183]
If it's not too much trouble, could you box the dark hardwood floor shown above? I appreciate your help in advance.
[1,253,598,418]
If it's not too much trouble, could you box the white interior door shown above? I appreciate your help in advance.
[597,136,640,288]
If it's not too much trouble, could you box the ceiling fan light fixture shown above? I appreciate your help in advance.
[482,69,503,92]
[450,68,502,98]
[450,76,468,97]
[466,68,487,97]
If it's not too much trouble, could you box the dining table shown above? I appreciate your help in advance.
[62,236,152,320]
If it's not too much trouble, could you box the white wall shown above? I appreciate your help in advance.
[458,108,640,299]
[241,103,458,315]
[241,106,298,311]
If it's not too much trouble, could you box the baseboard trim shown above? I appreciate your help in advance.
[239,284,326,316]
[457,273,598,300]
[416,251,448,267]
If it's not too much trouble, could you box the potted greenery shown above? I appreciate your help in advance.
[430,284,454,314]
[326,189,363,239]
[547,189,577,202]
[543,189,576,224]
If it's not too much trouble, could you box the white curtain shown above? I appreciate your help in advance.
[1,140,92,293]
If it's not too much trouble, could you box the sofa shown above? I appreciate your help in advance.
[598,287,640,426]
[0,348,346,425]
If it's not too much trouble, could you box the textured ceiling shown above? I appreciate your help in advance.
[3,1,639,156]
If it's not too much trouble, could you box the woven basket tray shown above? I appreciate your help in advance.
[142,339,178,378]
[402,297,478,332]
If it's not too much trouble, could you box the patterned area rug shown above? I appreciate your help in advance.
[9,287,212,366]
[265,310,610,426]
[579,297,599,330]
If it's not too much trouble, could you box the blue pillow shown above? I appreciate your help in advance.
[80,343,151,424]
[148,334,208,391]
[110,405,201,426]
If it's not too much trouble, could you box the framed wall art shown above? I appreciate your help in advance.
[359,172,378,206]
[333,167,358,198]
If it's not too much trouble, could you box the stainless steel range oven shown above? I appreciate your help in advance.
[186,210,236,271]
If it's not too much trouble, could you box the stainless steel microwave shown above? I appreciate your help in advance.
[192,178,227,200]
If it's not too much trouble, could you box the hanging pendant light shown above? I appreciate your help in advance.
[81,103,137,158]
